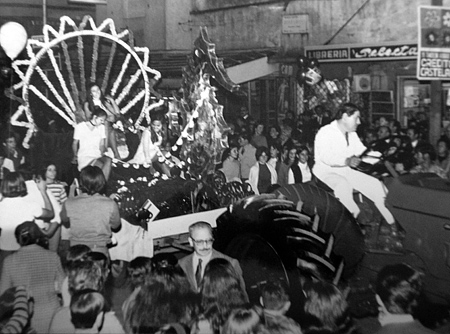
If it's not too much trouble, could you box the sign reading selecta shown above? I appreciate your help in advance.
[305,42,417,63]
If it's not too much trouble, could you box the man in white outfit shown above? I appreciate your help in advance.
[313,103,395,225]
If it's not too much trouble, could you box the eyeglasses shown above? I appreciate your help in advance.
[190,238,214,246]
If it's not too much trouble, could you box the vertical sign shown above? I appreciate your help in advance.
[418,5,450,80]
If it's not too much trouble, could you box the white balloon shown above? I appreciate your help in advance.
[0,22,28,60]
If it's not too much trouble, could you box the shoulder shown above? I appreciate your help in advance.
[178,253,193,266]
[212,249,237,263]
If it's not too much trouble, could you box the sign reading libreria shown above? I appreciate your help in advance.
[305,42,417,62]
[418,6,450,80]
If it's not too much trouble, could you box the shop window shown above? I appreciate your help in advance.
[397,76,431,127]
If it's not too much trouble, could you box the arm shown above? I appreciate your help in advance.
[248,165,259,195]
[110,201,122,233]
[141,129,157,163]
[72,139,79,164]
[84,101,92,120]
[36,179,54,220]
[105,96,120,116]
[60,203,70,228]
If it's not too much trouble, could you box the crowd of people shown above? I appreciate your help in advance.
[0,93,449,333]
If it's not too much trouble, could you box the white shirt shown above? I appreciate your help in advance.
[288,161,312,184]
[313,120,366,179]
[74,122,106,169]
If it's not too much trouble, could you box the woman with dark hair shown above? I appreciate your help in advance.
[267,142,282,175]
[248,147,277,194]
[193,258,249,334]
[277,146,297,188]
[0,172,54,266]
[61,165,121,256]
[0,221,65,334]
[84,82,121,159]
[251,122,268,148]
[123,267,199,334]
[222,307,268,334]
[267,125,281,148]
[288,145,312,184]
[301,281,357,334]
[220,145,241,182]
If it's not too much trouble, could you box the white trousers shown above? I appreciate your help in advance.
[320,168,395,224]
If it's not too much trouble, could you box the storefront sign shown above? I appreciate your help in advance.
[417,6,450,80]
[305,42,417,62]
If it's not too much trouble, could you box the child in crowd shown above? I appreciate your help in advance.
[70,289,106,334]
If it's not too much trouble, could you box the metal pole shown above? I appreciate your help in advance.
[43,0,47,27]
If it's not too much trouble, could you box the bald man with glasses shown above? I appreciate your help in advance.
[178,221,246,292]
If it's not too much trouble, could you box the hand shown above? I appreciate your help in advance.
[346,156,361,168]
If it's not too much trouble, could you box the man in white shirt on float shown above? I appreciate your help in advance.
[313,103,395,225]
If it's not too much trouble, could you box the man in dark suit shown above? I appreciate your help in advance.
[178,221,246,292]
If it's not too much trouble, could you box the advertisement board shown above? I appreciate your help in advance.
[417,5,450,80]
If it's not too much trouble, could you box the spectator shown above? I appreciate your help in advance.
[220,146,241,183]
[238,133,257,181]
[222,307,268,334]
[0,221,65,334]
[61,165,121,256]
[267,125,281,148]
[0,151,14,181]
[280,124,294,148]
[288,145,312,184]
[278,146,297,187]
[178,222,245,293]
[2,132,25,171]
[259,280,301,333]
[248,147,277,195]
[251,122,268,148]
[436,138,450,178]
[301,281,357,334]
[0,172,54,268]
[267,142,282,175]
[374,263,437,334]
[194,258,249,334]
[49,259,124,334]
[410,143,447,178]
[407,127,423,149]
[70,289,106,334]
[0,286,34,334]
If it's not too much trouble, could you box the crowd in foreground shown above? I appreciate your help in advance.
[0,218,441,334]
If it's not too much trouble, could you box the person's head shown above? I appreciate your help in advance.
[377,126,391,140]
[200,259,248,331]
[301,281,355,334]
[3,133,17,150]
[0,171,27,198]
[286,146,297,164]
[297,146,310,164]
[90,108,107,126]
[375,263,423,316]
[269,125,280,140]
[269,143,282,160]
[407,127,419,142]
[222,146,238,163]
[364,129,378,145]
[378,116,389,127]
[260,279,290,314]
[437,138,449,157]
[280,124,293,139]
[188,222,214,257]
[255,147,269,164]
[68,260,104,296]
[15,221,49,249]
[240,106,249,118]
[42,163,57,182]
[285,110,295,120]
[335,103,361,133]
[70,289,105,331]
[64,244,91,270]
[254,122,264,136]
[86,251,110,285]
[88,83,103,101]
[79,166,106,195]
[238,133,252,147]
[127,256,152,289]
[222,307,265,334]
[389,120,401,134]
[414,143,436,164]
[151,117,163,134]
[314,105,325,117]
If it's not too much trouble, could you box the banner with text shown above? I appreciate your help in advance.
[418,5,450,80]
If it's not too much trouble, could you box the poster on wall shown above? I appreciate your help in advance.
[417,5,450,80]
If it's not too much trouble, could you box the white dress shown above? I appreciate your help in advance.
[128,128,162,164]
